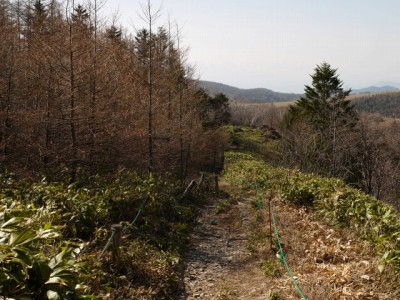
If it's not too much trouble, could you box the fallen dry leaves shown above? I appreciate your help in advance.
[266,198,400,299]
[180,178,400,299]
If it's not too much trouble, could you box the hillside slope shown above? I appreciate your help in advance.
[199,80,400,117]
[178,126,400,299]
[198,80,302,103]
[351,90,400,117]
[352,85,398,94]
[179,150,399,299]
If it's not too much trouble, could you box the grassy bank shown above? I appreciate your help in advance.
[224,150,400,274]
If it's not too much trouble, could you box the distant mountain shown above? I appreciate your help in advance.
[198,80,400,104]
[198,80,302,103]
[376,81,400,89]
[352,86,399,94]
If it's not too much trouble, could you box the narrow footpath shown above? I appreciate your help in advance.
[179,193,270,299]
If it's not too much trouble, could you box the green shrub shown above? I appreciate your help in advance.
[258,258,283,277]
[224,149,400,272]
[269,291,281,300]
[86,238,181,299]
[282,173,400,272]
[0,202,87,299]
[0,170,200,297]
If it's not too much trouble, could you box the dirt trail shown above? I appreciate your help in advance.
[179,185,400,300]
[179,195,270,299]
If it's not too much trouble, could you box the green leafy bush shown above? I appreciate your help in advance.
[86,238,181,299]
[278,171,400,271]
[224,149,400,272]
[1,170,200,298]
[223,151,286,193]
[0,202,87,299]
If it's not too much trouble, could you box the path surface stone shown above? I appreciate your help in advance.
[178,198,269,299]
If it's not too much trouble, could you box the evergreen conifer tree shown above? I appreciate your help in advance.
[282,62,358,177]
[285,62,355,130]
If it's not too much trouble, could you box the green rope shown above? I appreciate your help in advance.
[128,196,148,227]
[270,199,307,300]
[98,196,148,259]
[255,185,306,298]
[98,228,116,259]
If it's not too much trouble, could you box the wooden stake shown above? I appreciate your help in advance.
[214,174,219,195]
[111,224,122,263]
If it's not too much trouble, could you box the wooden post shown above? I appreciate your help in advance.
[111,224,122,263]
[214,174,219,196]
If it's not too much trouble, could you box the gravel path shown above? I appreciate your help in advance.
[179,198,270,299]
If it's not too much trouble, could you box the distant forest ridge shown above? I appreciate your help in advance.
[198,80,302,103]
[199,80,400,118]
[351,90,400,117]
[198,80,399,103]
[352,85,399,94]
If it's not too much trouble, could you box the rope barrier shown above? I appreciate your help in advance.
[269,198,307,300]
[254,186,307,299]
[98,196,148,259]
[128,196,148,228]
[99,174,206,259]
[98,227,116,259]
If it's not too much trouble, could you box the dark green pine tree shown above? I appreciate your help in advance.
[199,91,230,127]
[282,62,358,178]
[285,62,355,131]
[106,25,122,40]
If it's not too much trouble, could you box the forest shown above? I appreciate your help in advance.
[0,0,230,298]
[2,0,400,299]
[230,78,400,210]
[351,91,400,118]
[0,0,229,180]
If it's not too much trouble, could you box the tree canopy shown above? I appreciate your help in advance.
[282,62,358,178]
[284,62,355,130]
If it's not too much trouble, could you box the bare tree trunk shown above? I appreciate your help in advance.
[183,118,193,180]
[167,21,172,120]
[43,67,53,167]
[141,0,160,175]
[2,43,15,160]
[68,3,77,183]
[179,83,184,182]
[89,0,98,164]
[148,36,154,174]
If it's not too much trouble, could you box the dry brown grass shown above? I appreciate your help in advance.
[183,176,400,299]
[270,100,296,107]
[266,198,400,299]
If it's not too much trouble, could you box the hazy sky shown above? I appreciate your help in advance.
[104,0,400,93]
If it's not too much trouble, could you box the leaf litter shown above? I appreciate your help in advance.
[178,181,400,299]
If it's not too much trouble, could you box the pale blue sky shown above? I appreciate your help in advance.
[104,0,400,93]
